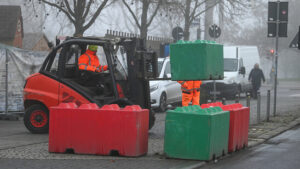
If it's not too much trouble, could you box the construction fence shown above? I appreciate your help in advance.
[0,44,46,113]
[105,29,173,56]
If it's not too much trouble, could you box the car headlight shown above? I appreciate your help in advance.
[150,84,159,93]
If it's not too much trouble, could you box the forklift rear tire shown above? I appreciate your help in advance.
[24,104,49,134]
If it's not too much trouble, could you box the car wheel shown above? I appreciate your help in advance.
[158,92,167,112]
[24,104,49,134]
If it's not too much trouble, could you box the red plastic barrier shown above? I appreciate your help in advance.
[200,102,223,109]
[200,102,250,153]
[49,103,149,157]
[221,103,249,152]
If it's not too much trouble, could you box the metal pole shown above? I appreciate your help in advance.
[273,0,280,116]
[222,97,226,105]
[213,25,217,102]
[5,49,8,114]
[246,92,250,108]
[267,90,271,121]
[257,91,261,123]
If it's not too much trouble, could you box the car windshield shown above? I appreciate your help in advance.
[224,58,238,72]
[157,60,164,76]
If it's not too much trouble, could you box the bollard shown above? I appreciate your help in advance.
[235,94,239,103]
[246,92,251,108]
[222,98,226,105]
[267,90,271,121]
[257,91,261,123]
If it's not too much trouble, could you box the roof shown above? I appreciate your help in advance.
[0,6,23,40]
[23,33,49,50]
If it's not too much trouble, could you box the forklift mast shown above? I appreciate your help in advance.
[121,38,157,110]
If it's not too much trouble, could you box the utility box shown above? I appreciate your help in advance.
[164,106,229,160]
[170,40,224,80]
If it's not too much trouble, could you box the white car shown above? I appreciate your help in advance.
[150,57,181,112]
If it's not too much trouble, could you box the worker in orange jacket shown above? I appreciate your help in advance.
[78,45,108,72]
[78,45,109,91]
[178,81,202,107]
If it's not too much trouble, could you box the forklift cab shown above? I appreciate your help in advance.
[24,37,157,133]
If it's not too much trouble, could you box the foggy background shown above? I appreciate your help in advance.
[0,0,299,79]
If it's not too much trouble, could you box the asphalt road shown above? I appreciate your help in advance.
[0,80,299,169]
[199,124,300,169]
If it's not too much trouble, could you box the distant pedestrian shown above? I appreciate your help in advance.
[249,63,265,99]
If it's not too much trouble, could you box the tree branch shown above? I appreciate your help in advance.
[41,0,75,23]
[63,0,75,16]
[83,0,93,19]
[122,0,141,29]
[192,0,220,22]
[146,0,162,28]
[83,0,109,30]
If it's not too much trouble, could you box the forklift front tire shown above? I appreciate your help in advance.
[24,104,49,134]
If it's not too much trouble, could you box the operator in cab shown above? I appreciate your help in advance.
[78,45,108,90]
[78,45,108,73]
[178,81,202,107]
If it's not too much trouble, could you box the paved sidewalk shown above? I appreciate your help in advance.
[248,110,300,147]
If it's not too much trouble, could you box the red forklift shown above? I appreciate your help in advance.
[23,37,157,133]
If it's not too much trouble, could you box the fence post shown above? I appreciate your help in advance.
[5,49,8,114]
[257,91,261,123]
[246,92,251,108]
[267,90,271,122]
[222,98,226,105]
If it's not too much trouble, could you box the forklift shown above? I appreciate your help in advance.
[23,37,157,133]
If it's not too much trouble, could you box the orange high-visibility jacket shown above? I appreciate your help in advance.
[178,81,202,94]
[178,80,202,106]
[78,50,108,72]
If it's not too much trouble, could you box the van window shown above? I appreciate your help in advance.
[224,58,238,72]
[157,60,164,75]
[164,61,171,75]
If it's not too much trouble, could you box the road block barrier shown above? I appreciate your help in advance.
[170,40,224,81]
[200,102,223,108]
[49,103,149,157]
[201,102,250,152]
[164,106,230,160]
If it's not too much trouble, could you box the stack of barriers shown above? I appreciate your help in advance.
[201,102,250,152]
[164,105,230,160]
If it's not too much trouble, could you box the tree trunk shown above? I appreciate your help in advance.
[218,1,224,42]
[183,0,191,41]
[74,25,84,37]
[140,1,149,39]
[204,0,215,40]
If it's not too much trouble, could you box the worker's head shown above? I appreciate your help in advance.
[88,45,98,52]
[254,63,259,69]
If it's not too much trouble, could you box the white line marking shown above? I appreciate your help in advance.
[290,94,300,97]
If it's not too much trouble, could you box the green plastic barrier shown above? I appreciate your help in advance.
[170,40,224,80]
[164,106,229,160]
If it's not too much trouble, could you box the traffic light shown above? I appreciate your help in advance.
[267,2,288,37]
[270,49,275,55]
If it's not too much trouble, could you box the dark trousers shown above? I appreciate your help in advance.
[252,84,260,99]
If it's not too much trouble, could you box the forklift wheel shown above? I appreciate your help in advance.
[149,110,155,130]
[24,104,49,134]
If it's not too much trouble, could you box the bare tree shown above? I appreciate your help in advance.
[26,0,114,36]
[166,0,219,40]
[122,0,163,39]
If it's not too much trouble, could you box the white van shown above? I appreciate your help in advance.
[202,46,260,99]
